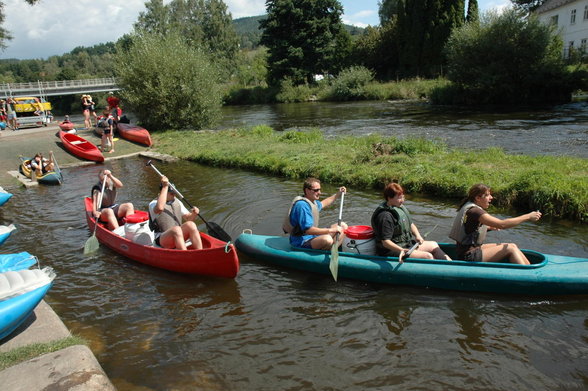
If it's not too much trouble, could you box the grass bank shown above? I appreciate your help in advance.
[0,336,85,370]
[152,127,588,222]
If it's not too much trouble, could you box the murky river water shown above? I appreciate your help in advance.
[1,155,586,391]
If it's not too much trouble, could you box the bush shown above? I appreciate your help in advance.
[115,31,222,130]
[443,9,576,105]
[275,79,318,103]
[327,66,374,101]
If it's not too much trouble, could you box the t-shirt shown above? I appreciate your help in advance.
[289,199,323,248]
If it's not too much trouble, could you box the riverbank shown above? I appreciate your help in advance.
[151,127,588,222]
[0,301,115,390]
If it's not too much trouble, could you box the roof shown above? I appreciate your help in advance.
[536,0,580,14]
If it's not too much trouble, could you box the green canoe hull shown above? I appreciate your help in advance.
[235,234,588,295]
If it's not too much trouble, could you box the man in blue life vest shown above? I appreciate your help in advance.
[283,177,347,250]
[148,176,203,250]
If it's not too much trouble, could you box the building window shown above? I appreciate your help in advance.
[571,9,576,24]
[584,5,588,20]
[582,39,587,53]
[551,14,559,26]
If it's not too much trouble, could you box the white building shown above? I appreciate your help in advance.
[536,0,588,58]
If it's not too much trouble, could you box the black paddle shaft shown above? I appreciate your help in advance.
[146,160,232,242]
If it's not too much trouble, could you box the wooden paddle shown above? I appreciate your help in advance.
[84,175,107,254]
[146,160,232,243]
[329,192,345,281]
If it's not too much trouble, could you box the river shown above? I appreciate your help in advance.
[1,101,587,390]
[1,156,586,390]
[219,100,588,158]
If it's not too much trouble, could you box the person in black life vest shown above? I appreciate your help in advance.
[283,177,347,250]
[371,182,451,261]
[29,152,54,176]
[91,169,135,231]
[450,183,541,264]
[148,176,203,250]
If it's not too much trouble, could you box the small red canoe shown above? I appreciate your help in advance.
[84,198,239,278]
[117,123,153,147]
[58,121,75,131]
[59,130,104,162]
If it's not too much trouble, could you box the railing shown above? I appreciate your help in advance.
[0,78,120,97]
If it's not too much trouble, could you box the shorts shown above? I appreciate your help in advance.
[300,239,314,249]
[462,247,483,262]
[7,113,16,120]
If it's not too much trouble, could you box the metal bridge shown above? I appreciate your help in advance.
[0,78,120,98]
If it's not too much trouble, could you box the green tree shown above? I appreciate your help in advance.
[378,0,400,25]
[443,9,576,105]
[466,0,479,24]
[351,22,399,80]
[260,0,352,86]
[134,0,238,77]
[397,0,465,78]
[115,31,222,130]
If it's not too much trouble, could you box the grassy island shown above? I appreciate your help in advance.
[152,126,588,222]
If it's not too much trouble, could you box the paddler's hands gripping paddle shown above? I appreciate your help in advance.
[329,191,345,281]
[146,160,232,243]
[84,174,107,254]
[399,223,438,263]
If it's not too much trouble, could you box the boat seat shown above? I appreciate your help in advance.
[0,267,55,301]
[70,140,86,145]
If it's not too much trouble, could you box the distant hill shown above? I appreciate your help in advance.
[233,15,365,50]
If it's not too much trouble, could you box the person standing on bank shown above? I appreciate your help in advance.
[371,182,451,261]
[284,177,347,250]
[91,169,135,231]
[449,183,542,265]
[148,176,203,250]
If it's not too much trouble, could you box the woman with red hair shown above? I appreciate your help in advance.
[371,182,451,261]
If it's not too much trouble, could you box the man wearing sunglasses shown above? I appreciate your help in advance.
[283,177,347,250]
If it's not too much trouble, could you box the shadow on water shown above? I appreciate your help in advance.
[0,155,586,390]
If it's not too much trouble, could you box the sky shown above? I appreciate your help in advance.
[1,0,510,60]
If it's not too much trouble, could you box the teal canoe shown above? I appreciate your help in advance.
[235,233,588,295]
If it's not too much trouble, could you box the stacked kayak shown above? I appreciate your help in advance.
[0,268,55,340]
[235,233,588,295]
[84,197,239,278]
[58,130,104,162]
[0,252,55,340]
[19,158,63,185]
[0,224,16,246]
[0,187,12,206]
[117,123,153,147]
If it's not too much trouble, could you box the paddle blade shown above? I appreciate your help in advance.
[206,221,232,243]
[83,235,100,255]
[329,239,339,281]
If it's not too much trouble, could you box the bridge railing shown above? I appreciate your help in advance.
[0,78,120,97]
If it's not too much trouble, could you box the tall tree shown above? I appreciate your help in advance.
[133,0,238,76]
[466,0,479,24]
[378,0,400,25]
[260,0,351,86]
[397,0,465,78]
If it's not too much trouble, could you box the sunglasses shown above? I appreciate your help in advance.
[309,188,321,192]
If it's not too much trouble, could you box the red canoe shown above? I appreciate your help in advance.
[117,123,153,147]
[59,130,104,162]
[84,197,239,278]
[58,121,75,131]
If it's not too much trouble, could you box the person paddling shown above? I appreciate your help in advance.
[450,183,541,264]
[148,176,203,250]
[91,169,135,231]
